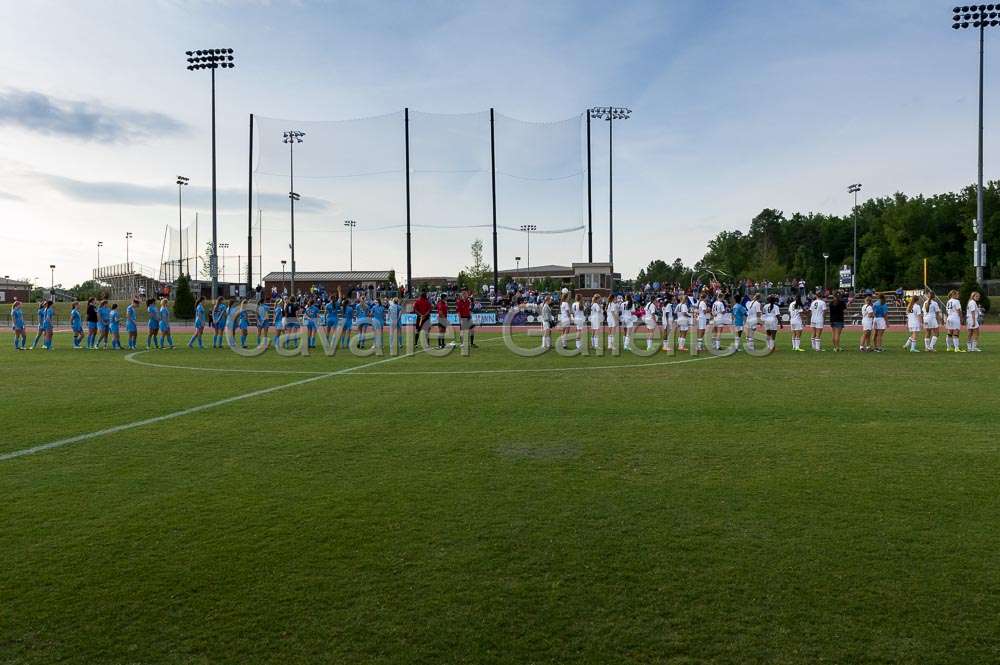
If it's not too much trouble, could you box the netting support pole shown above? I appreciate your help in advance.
[586,111,593,263]
[405,107,413,297]
[608,113,614,268]
[490,108,498,294]
[247,113,254,296]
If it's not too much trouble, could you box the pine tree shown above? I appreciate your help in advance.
[174,274,196,319]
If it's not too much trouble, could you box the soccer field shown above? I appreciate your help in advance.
[2,329,999,664]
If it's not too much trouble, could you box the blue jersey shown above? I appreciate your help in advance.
[388,302,401,325]
[325,301,337,325]
[41,307,54,331]
[258,304,270,327]
[109,310,120,332]
[343,305,354,329]
[306,304,319,326]
[147,305,159,330]
[36,306,45,329]
[370,303,385,324]
[238,309,249,330]
[874,302,888,318]
[195,303,205,326]
[98,306,110,328]
[12,307,24,329]
[213,305,228,327]
[71,308,82,331]
[126,304,137,331]
[274,307,284,328]
[733,303,748,327]
[159,306,171,330]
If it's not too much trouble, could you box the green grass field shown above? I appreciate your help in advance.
[2,328,999,664]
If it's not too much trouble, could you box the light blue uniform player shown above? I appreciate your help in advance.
[257,301,271,346]
[109,305,121,349]
[40,303,55,350]
[370,300,385,348]
[732,300,748,350]
[212,301,228,348]
[146,301,160,349]
[324,299,338,334]
[30,303,45,350]
[190,300,206,349]
[340,301,354,348]
[126,301,138,350]
[11,302,27,350]
[159,302,174,348]
[273,301,284,348]
[70,305,83,348]
[388,298,403,350]
[306,302,320,349]
[238,304,249,348]
[97,302,111,348]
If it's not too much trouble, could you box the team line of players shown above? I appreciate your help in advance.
[537,289,986,353]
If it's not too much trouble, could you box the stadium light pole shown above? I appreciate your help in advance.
[283,130,305,297]
[848,183,862,289]
[176,176,189,277]
[589,107,632,269]
[344,220,357,271]
[520,224,536,284]
[219,243,229,282]
[185,47,235,299]
[49,265,55,296]
[96,242,103,272]
[125,232,133,268]
[953,6,998,282]
[823,252,830,293]
[281,259,288,296]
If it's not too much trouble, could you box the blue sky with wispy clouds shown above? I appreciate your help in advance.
[0,0,993,286]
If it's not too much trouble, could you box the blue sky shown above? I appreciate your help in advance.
[0,0,993,286]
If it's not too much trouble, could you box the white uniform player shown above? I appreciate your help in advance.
[540,299,553,349]
[860,300,875,351]
[710,298,726,350]
[572,299,585,349]
[788,300,804,351]
[922,297,941,351]
[606,298,619,350]
[945,293,963,351]
[745,297,762,350]
[643,300,657,351]
[675,300,690,351]
[966,295,982,352]
[558,299,572,349]
[661,300,674,351]
[762,301,780,351]
[589,298,603,350]
[621,298,635,350]
[904,298,922,352]
[809,297,826,351]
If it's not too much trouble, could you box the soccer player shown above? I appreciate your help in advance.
[621,294,636,351]
[29,301,46,350]
[70,301,83,349]
[211,297,227,348]
[413,291,431,347]
[642,296,656,351]
[189,297,206,349]
[675,296,690,351]
[904,295,922,353]
[456,289,475,348]
[11,300,26,350]
[96,299,111,349]
[860,295,875,352]
[923,291,942,352]
[762,295,781,351]
[85,297,98,349]
[711,293,726,351]
[257,299,271,347]
[146,298,160,349]
[732,296,747,351]
[273,298,285,349]
[370,297,386,349]
[572,293,585,350]
[745,293,762,352]
[40,301,55,350]
[159,298,174,349]
[590,294,604,350]
[125,298,138,350]
[341,297,355,349]
[558,292,572,350]
[324,297,338,339]
[829,292,846,352]
[873,294,889,352]
[945,289,964,352]
[305,298,319,349]
[661,296,675,352]
[388,296,403,351]
[605,295,619,351]
[788,296,805,352]
[109,303,121,350]
[966,291,983,352]
[540,295,553,350]
[695,292,710,352]
[809,294,826,351]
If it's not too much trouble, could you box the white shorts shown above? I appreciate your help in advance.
[968,318,980,330]
[923,316,938,329]
[947,316,961,330]
[542,321,551,331]
[559,317,571,328]
[862,319,873,332]
[697,316,708,330]
[874,318,887,330]
[810,317,824,329]
[747,318,758,329]
[763,319,778,332]
[677,320,690,332]
[590,318,602,329]
[908,323,922,333]
[791,321,803,332]
[717,315,732,326]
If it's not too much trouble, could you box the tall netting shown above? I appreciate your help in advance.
[161,222,196,283]
[252,109,586,288]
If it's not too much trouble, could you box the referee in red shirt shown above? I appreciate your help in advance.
[413,290,432,346]
[456,288,477,348]
[435,294,449,348]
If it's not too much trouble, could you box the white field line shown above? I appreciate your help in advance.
[0,351,419,462]
[351,353,720,376]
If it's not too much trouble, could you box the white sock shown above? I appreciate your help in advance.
[931,336,937,350]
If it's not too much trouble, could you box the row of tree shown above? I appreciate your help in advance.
[638,182,999,297]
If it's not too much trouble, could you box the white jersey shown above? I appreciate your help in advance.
[571,301,585,326]
[967,299,981,329]
[661,303,674,327]
[923,300,941,327]
[711,300,725,322]
[946,298,963,328]
[907,305,922,331]
[540,302,552,327]
[559,301,571,326]
[788,303,803,327]
[589,302,603,328]
[675,302,690,327]
[606,301,619,327]
[697,301,709,328]
[644,302,657,326]
[762,303,780,331]
[861,304,875,331]
[621,301,635,327]
[809,298,826,326]
[746,300,762,324]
